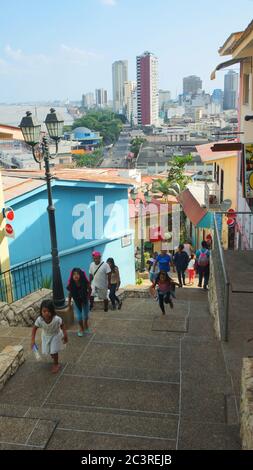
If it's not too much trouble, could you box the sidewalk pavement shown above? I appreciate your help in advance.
[0,280,240,450]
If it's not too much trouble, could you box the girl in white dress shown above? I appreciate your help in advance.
[31,299,68,374]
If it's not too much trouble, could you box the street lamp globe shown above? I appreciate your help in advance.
[130,188,138,201]
[45,108,64,140]
[19,111,41,146]
[144,191,152,203]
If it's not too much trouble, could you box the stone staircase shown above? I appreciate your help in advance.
[0,286,241,450]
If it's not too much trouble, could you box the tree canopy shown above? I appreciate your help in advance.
[72,110,123,145]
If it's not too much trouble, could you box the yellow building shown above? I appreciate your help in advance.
[196,142,238,248]
[211,19,253,248]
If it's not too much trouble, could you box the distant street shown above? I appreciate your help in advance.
[100,133,131,168]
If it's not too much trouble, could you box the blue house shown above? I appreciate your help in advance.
[2,169,135,298]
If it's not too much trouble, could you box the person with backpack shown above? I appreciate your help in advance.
[89,251,111,312]
[196,241,210,290]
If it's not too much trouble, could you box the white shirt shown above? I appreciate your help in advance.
[188,259,195,270]
[35,315,62,337]
[89,261,111,289]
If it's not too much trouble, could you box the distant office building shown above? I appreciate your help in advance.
[95,89,108,108]
[183,75,202,96]
[136,51,159,126]
[125,83,137,125]
[124,81,136,121]
[223,70,238,110]
[112,60,128,114]
[82,92,95,109]
[159,90,171,114]
[212,89,223,110]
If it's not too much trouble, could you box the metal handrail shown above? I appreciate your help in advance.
[0,257,43,304]
[213,213,230,341]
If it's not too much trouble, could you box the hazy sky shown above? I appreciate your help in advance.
[0,0,252,102]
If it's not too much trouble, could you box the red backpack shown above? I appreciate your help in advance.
[197,250,209,267]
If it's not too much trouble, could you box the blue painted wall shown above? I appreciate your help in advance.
[6,181,135,292]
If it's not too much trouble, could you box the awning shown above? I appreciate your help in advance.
[177,189,207,226]
[210,58,242,80]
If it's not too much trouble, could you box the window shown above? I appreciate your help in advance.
[243,74,250,105]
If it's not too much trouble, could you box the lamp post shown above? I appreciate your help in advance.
[19,109,65,309]
[130,187,152,272]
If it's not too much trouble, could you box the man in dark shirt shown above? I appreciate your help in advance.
[173,244,189,287]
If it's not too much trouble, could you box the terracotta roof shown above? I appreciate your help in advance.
[2,176,45,201]
[1,168,134,201]
[196,140,238,163]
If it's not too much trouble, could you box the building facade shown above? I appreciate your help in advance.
[112,60,128,114]
[95,89,108,108]
[82,93,95,109]
[136,51,159,126]
[212,19,253,248]
[223,70,239,110]
[183,75,202,96]
[2,169,135,293]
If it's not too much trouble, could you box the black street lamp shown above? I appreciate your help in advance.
[19,109,65,309]
[131,187,152,272]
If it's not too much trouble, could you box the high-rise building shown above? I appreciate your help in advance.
[212,89,223,109]
[223,70,238,110]
[82,92,95,109]
[136,51,159,126]
[183,75,202,96]
[124,81,137,125]
[112,60,128,114]
[95,89,108,108]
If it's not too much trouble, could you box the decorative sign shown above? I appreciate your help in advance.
[121,234,132,248]
[244,143,253,198]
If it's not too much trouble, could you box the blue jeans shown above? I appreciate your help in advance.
[73,301,90,322]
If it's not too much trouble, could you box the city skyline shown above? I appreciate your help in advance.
[0,0,251,102]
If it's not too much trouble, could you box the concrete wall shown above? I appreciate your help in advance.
[241,358,253,450]
[208,255,221,340]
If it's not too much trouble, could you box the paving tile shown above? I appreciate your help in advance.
[46,375,180,414]
[27,407,178,440]
[94,318,154,336]
[46,428,176,450]
[81,342,180,370]
[65,364,180,383]
[0,361,60,406]
[0,404,29,417]
[27,418,58,447]
[0,416,36,443]
[181,342,226,375]
[181,389,226,424]
[178,420,240,450]
[152,316,188,333]
[92,333,180,348]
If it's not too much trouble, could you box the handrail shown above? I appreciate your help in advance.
[0,257,43,303]
[213,213,230,341]
[0,257,41,276]
[213,214,229,286]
